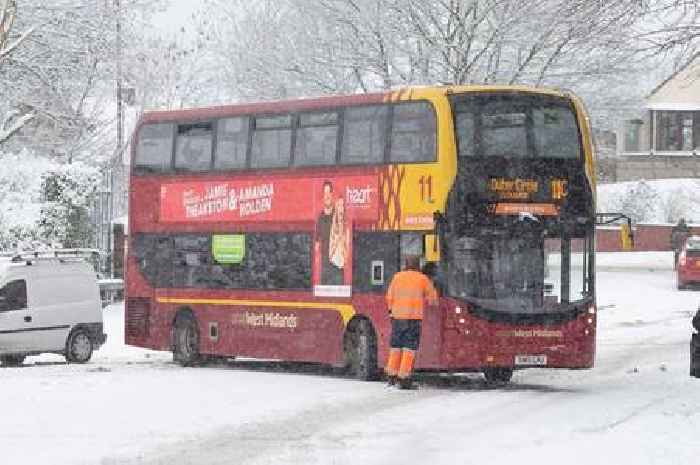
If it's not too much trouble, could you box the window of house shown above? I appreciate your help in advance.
[389,102,436,163]
[215,117,249,170]
[134,123,174,172]
[682,114,693,151]
[251,115,293,168]
[341,105,388,165]
[624,119,643,152]
[175,122,214,171]
[656,111,682,151]
[294,112,338,166]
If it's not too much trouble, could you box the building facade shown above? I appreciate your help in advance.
[616,55,700,181]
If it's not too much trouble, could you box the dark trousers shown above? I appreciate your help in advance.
[390,319,422,351]
[691,333,700,378]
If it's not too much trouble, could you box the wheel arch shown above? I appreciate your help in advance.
[343,315,377,346]
[172,306,196,325]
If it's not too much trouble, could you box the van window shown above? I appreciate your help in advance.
[0,279,27,312]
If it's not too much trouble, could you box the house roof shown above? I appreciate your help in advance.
[646,53,700,111]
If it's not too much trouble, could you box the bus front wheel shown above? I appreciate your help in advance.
[483,367,513,385]
[173,314,201,367]
[344,319,379,381]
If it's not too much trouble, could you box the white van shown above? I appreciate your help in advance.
[0,254,106,366]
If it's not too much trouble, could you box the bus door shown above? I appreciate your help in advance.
[351,232,400,363]
[400,233,442,369]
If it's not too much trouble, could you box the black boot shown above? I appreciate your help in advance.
[387,375,398,386]
[398,377,414,390]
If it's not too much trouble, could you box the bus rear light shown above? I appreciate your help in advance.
[455,306,462,314]
[458,318,465,324]
[585,329,590,336]
[587,305,596,315]
[587,318,593,324]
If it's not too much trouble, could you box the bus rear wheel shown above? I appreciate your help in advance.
[344,319,378,381]
[483,367,513,385]
[173,314,201,367]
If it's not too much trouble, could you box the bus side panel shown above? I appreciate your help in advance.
[192,304,345,365]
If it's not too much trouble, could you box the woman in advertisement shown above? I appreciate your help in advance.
[329,197,350,280]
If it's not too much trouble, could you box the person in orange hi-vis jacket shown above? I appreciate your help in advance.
[385,255,438,389]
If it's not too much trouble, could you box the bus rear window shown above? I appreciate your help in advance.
[453,94,581,159]
[135,123,173,172]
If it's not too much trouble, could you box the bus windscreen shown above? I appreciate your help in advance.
[453,94,581,159]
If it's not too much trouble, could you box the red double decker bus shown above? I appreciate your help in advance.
[126,85,598,383]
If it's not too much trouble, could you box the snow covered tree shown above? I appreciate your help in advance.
[38,162,100,248]
[1,0,165,162]
[0,0,37,145]
[203,0,650,99]
[0,149,57,250]
[619,180,660,224]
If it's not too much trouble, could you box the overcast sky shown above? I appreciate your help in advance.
[149,0,204,36]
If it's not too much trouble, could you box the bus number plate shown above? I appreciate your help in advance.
[514,355,547,366]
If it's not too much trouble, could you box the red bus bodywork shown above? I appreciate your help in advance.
[126,86,596,375]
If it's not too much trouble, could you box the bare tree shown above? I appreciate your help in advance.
[203,0,654,101]
[0,0,165,162]
[0,0,37,144]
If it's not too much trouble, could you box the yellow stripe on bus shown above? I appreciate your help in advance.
[156,297,356,325]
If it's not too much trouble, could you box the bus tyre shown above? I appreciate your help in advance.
[483,367,513,385]
[0,355,26,367]
[345,319,378,381]
[173,314,201,367]
[65,329,94,363]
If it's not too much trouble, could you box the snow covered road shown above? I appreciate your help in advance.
[2,252,698,465]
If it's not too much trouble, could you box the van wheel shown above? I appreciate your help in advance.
[1,355,26,366]
[173,315,200,367]
[66,329,93,363]
[483,367,514,385]
[344,319,378,381]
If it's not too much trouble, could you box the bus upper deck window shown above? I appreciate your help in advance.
[341,105,388,165]
[215,117,249,170]
[533,107,579,159]
[175,122,214,172]
[135,123,174,172]
[251,115,293,169]
[455,111,475,157]
[294,112,338,167]
[389,102,436,163]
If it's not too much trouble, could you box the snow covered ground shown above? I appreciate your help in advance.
[1,252,698,464]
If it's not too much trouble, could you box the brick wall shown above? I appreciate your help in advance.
[596,224,700,252]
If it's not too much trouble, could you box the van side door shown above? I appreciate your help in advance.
[26,276,74,352]
[0,279,33,354]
